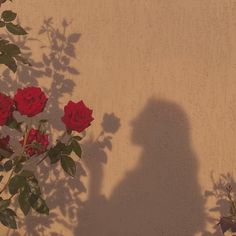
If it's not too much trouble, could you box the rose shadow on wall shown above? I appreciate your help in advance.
[76,98,206,236]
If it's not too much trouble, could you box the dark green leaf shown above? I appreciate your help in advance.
[0,148,12,159]
[0,55,16,73]
[0,199,10,210]
[71,140,82,158]
[62,145,72,155]
[8,175,26,195]
[27,178,40,195]
[72,136,82,141]
[0,21,5,27]
[48,141,66,164]
[4,160,12,171]
[6,22,27,35]
[14,163,23,173]
[29,195,49,215]
[1,10,16,22]
[0,208,17,229]
[1,44,21,56]
[6,116,22,131]
[61,155,76,177]
[19,170,34,178]
[18,189,30,216]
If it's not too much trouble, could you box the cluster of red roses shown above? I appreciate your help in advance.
[0,86,94,157]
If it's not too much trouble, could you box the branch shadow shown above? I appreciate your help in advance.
[202,172,236,236]
[0,18,109,236]
[75,98,206,236]
[10,112,120,236]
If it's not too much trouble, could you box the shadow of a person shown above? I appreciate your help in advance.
[76,98,205,236]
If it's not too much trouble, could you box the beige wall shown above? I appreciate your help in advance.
[1,0,236,235]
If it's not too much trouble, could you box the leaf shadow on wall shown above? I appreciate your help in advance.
[0,17,79,135]
[8,112,121,236]
[76,98,206,236]
[202,173,236,236]
[0,18,99,236]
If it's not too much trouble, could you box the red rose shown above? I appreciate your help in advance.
[20,128,49,157]
[0,93,14,126]
[61,100,94,132]
[14,87,47,117]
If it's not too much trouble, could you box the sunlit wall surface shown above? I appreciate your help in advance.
[1,0,235,235]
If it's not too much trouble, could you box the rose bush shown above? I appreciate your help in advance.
[0,1,94,230]
[0,86,93,229]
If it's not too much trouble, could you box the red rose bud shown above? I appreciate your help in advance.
[0,93,14,126]
[20,128,49,157]
[14,87,47,117]
[61,100,94,133]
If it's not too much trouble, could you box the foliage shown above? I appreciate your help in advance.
[0,1,94,230]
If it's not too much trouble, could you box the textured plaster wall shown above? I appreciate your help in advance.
[1,0,236,235]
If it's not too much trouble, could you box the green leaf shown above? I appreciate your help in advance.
[4,160,12,171]
[0,208,17,229]
[0,199,10,211]
[71,140,82,158]
[61,155,76,177]
[0,148,12,159]
[0,55,17,73]
[18,189,30,216]
[14,163,23,173]
[19,170,34,178]
[48,141,66,164]
[8,175,26,195]
[0,21,5,27]
[6,22,27,35]
[62,145,72,155]
[1,44,21,56]
[6,116,22,131]
[27,178,41,195]
[1,10,16,22]
[29,195,49,215]
[72,136,82,141]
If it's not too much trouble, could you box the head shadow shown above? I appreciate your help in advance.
[76,97,206,236]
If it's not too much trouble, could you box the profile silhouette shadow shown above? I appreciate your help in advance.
[76,98,205,236]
